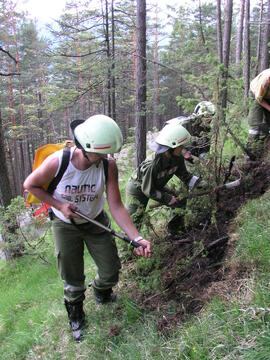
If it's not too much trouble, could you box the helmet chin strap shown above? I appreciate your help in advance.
[82,148,90,161]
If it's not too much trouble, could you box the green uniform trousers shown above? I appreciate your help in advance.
[248,94,270,133]
[52,211,121,303]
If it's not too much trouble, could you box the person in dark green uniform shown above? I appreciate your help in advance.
[165,101,215,159]
[126,123,206,232]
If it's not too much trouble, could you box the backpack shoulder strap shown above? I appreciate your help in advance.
[102,158,109,183]
[47,147,71,195]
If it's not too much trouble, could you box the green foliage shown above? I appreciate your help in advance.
[0,196,51,262]
[232,191,270,270]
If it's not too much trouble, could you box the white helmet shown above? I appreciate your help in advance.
[194,101,215,117]
[149,124,191,153]
[165,116,189,126]
[71,115,123,154]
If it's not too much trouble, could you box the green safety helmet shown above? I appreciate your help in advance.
[149,124,191,153]
[194,101,215,117]
[71,115,123,154]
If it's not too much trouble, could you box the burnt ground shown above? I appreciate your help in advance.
[133,156,270,335]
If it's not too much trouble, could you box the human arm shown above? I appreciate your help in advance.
[23,154,79,219]
[258,98,270,112]
[140,157,174,205]
[106,159,151,258]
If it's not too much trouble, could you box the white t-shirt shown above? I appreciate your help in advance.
[51,147,106,223]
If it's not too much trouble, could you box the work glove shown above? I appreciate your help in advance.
[188,176,208,190]
[168,196,187,208]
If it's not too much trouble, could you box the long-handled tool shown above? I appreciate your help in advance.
[72,210,146,249]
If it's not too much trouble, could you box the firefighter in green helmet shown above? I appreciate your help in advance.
[126,123,207,232]
[24,115,151,342]
[165,101,215,159]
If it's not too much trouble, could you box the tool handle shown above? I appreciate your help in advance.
[113,231,147,249]
[73,210,146,249]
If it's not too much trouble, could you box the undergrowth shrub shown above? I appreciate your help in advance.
[0,196,51,263]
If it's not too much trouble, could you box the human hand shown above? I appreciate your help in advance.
[134,239,152,258]
[59,203,80,219]
[168,196,179,207]
[183,150,193,160]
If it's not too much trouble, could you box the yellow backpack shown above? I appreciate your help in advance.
[25,140,73,204]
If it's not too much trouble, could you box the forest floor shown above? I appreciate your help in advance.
[133,151,270,336]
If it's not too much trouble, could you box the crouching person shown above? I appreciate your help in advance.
[126,123,207,234]
[247,69,270,158]
[23,115,151,341]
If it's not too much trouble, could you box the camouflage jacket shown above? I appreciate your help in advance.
[129,152,193,205]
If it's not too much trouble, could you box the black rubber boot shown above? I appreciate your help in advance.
[93,288,117,304]
[64,300,85,341]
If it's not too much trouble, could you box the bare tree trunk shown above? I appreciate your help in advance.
[104,0,111,117]
[255,0,264,75]
[75,4,83,118]
[235,0,245,65]
[153,3,160,130]
[0,109,13,208]
[216,0,223,63]
[198,0,208,51]
[111,0,116,120]
[261,0,270,71]
[135,0,147,168]
[221,0,233,110]
[243,0,250,98]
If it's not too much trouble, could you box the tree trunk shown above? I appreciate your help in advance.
[198,0,207,49]
[111,0,116,121]
[75,4,83,118]
[243,0,250,98]
[221,0,233,110]
[135,0,147,168]
[105,0,111,117]
[0,109,13,208]
[216,0,223,63]
[153,3,161,130]
[255,0,264,75]
[260,0,270,71]
[235,0,245,65]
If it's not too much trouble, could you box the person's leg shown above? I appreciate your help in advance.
[82,212,121,303]
[247,97,265,157]
[52,218,86,341]
[263,102,270,135]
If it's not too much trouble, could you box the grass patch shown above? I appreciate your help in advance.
[232,190,270,270]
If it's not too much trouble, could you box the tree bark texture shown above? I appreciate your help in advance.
[235,0,245,64]
[135,0,147,168]
[111,0,116,121]
[221,0,233,110]
[255,0,264,76]
[0,109,13,208]
[216,0,223,63]
[260,0,270,71]
[243,0,250,97]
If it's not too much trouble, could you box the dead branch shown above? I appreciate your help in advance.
[0,46,17,63]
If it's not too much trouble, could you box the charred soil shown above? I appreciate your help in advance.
[135,157,270,334]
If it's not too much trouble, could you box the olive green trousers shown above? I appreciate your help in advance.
[248,95,270,133]
[52,211,121,303]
